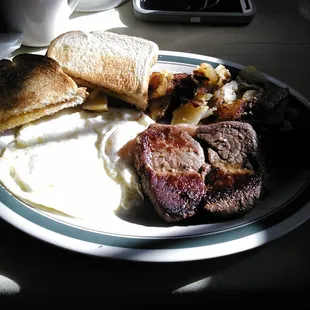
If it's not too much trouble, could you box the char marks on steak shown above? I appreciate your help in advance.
[134,121,264,222]
[134,124,208,222]
[197,121,264,217]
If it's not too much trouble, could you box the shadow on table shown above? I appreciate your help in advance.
[1,216,310,303]
[0,219,253,298]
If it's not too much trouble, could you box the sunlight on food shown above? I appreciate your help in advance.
[172,277,213,294]
[0,129,15,154]
[0,108,154,222]
[0,275,20,295]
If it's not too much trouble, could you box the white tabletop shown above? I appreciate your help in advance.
[1,0,310,304]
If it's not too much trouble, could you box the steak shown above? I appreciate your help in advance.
[133,121,264,222]
[133,124,208,222]
[197,121,264,217]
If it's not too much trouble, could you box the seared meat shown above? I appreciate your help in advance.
[134,121,264,223]
[148,72,198,101]
[197,121,264,217]
[133,124,207,222]
[170,73,199,99]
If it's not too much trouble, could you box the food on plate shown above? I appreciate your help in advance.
[0,32,299,224]
[134,123,207,222]
[46,30,159,111]
[133,121,264,222]
[147,63,265,125]
[0,108,154,221]
[81,88,108,112]
[196,121,264,217]
[0,54,88,132]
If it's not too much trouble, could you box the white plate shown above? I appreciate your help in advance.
[1,51,310,262]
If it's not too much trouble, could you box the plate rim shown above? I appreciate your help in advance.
[1,50,310,262]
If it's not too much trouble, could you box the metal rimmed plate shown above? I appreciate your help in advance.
[1,51,310,262]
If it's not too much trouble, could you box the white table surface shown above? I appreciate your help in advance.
[1,0,310,304]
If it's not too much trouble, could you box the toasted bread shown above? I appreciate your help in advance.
[46,30,159,111]
[0,54,88,132]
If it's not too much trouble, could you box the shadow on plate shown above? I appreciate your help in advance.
[115,88,310,229]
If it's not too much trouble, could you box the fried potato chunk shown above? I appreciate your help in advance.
[82,88,108,112]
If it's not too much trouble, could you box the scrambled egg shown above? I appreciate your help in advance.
[0,108,154,221]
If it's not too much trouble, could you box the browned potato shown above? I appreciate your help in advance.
[171,102,214,125]
[147,96,171,121]
[193,63,218,85]
[82,88,108,112]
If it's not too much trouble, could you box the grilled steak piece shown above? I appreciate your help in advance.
[133,124,208,222]
[197,121,264,218]
[134,121,264,222]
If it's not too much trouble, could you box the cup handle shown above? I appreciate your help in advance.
[68,0,80,15]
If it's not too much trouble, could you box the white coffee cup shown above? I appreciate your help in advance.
[0,0,80,47]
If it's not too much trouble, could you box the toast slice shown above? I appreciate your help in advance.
[0,54,88,132]
[46,30,159,111]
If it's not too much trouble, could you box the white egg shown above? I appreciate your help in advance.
[0,108,154,221]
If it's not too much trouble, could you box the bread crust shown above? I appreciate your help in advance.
[0,54,88,132]
[46,31,159,111]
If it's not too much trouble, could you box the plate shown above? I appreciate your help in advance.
[1,51,310,262]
